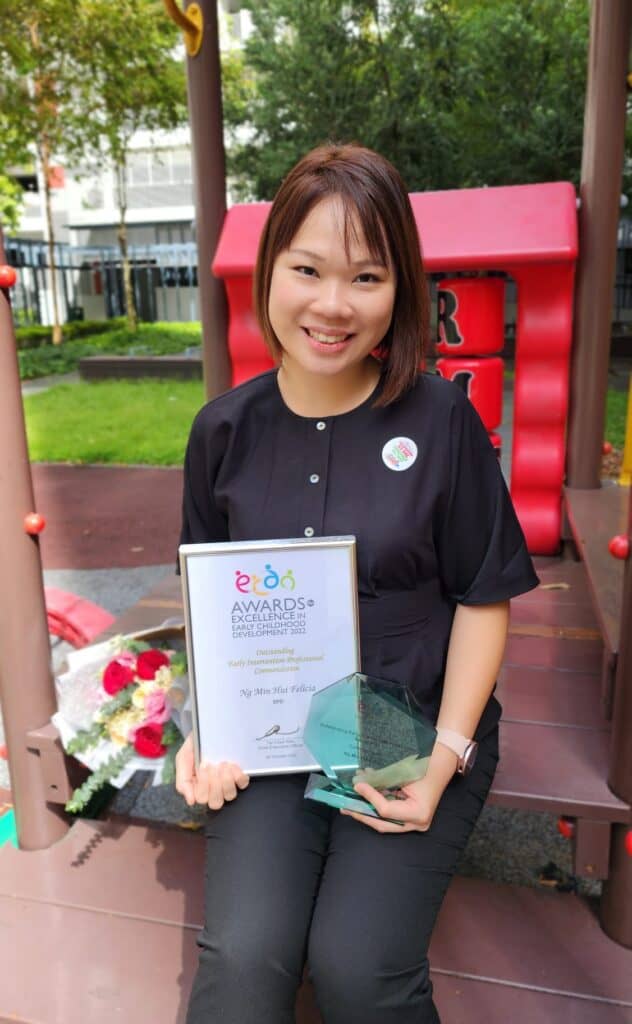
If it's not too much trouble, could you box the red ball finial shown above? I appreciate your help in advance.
[602,440,613,455]
[24,512,46,535]
[0,265,17,289]
[608,535,630,560]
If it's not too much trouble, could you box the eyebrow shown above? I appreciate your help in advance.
[288,247,387,268]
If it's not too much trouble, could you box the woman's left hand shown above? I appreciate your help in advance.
[340,742,458,834]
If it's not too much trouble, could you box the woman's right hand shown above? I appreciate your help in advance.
[175,733,250,810]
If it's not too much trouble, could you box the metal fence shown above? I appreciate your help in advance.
[5,238,200,327]
[6,229,632,330]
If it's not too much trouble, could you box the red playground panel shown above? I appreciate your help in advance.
[213,183,578,554]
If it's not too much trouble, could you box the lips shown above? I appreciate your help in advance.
[304,327,352,345]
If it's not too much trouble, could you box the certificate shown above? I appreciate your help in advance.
[179,537,360,774]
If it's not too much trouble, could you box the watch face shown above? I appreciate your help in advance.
[456,741,475,770]
[461,742,478,774]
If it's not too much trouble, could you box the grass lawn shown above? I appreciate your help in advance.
[605,388,629,449]
[23,376,630,466]
[24,379,205,466]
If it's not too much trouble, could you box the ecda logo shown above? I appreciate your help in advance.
[235,564,296,597]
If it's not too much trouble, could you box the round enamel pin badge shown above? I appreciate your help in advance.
[381,437,418,471]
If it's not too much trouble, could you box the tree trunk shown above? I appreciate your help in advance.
[115,160,138,332]
[39,144,62,345]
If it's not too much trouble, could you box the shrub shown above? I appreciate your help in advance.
[17,322,202,379]
[15,317,127,350]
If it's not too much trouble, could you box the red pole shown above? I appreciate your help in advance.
[0,230,68,849]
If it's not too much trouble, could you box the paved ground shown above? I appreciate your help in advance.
[32,463,183,570]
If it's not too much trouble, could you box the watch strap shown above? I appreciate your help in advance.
[435,727,471,759]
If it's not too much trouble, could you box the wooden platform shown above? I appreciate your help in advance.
[564,483,627,659]
[1,819,631,1024]
[2,552,631,1021]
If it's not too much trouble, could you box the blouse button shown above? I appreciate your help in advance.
[309,473,320,484]
[316,421,326,431]
[304,526,315,537]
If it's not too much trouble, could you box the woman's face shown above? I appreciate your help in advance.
[268,196,396,380]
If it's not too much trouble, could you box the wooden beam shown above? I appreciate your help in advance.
[184,0,230,398]
[567,0,632,487]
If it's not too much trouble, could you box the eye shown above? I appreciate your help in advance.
[354,272,381,284]
[293,265,318,277]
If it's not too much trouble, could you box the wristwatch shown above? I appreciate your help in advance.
[435,728,479,776]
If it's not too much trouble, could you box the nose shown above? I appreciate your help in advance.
[311,278,352,319]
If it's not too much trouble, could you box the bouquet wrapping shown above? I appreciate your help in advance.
[53,624,190,812]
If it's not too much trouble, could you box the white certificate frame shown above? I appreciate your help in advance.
[179,536,360,775]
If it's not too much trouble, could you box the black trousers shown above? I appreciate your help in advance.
[186,728,498,1024]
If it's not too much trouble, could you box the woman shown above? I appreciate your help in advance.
[176,143,538,1024]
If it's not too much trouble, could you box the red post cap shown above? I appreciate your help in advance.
[24,512,46,535]
[608,535,630,560]
[557,816,575,839]
[602,440,613,455]
[0,265,17,289]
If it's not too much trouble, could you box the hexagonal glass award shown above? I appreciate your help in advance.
[303,673,437,819]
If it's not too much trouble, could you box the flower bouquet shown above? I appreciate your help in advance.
[53,625,190,813]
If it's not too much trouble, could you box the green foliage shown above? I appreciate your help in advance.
[66,719,106,755]
[23,378,205,465]
[225,0,590,198]
[65,746,134,813]
[15,317,127,350]
[448,0,589,188]
[73,0,187,169]
[0,172,24,232]
[0,0,84,169]
[96,684,136,719]
[605,389,629,450]
[17,321,201,378]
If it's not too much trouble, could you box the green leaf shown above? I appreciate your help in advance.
[65,746,135,814]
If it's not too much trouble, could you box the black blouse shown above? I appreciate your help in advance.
[179,369,539,739]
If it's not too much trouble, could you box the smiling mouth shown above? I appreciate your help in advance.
[304,327,352,344]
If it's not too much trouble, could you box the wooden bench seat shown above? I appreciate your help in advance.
[99,561,631,827]
[564,483,628,716]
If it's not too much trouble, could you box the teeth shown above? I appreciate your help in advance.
[307,329,348,344]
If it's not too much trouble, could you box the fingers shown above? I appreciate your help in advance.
[175,734,196,806]
[174,735,249,810]
[194,761,250,810]
[350,782,433,832]
[232,763,251,791]
[340,808,415,833]
[353,782,413,822]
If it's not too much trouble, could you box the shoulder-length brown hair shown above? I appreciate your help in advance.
[253,143,430,406]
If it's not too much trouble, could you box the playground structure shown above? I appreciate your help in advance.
[0,0,632,1020]
[213,182,577,555]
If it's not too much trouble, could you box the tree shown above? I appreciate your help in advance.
[448,0,589,188]
[0,173,24,234]
[0,0,85,342]
[74,0,188,331]
[223,0,590,199]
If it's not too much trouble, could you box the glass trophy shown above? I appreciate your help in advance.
[303,673,437,820]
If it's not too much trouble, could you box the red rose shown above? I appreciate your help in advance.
[133,723,167,758]
[102,656,136,695]
[136,649,170,680]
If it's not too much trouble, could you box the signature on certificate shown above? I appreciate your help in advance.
[256,725,300,740]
